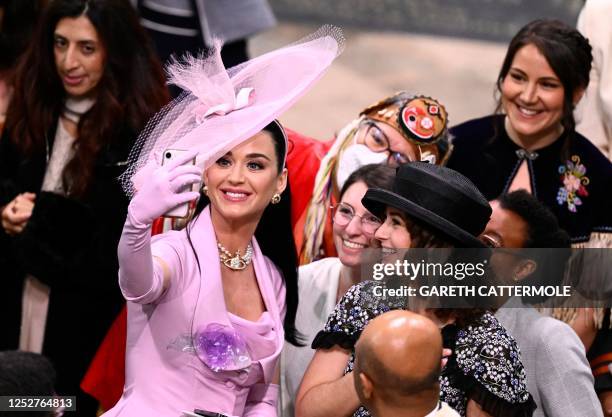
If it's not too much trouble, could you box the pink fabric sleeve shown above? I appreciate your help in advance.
[118,211,180,304]
[243,383,280,417]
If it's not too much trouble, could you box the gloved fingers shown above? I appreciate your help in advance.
[127,150,200,225]
[166,164,203,182]
[132,159,159,193]
[170,191,200,206]
[163,149,199,170]
[169,174,202,193]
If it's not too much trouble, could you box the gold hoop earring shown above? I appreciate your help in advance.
[202,185,208,196]
[271,193,281,204]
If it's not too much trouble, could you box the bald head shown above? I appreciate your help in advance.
[354,310,442,409]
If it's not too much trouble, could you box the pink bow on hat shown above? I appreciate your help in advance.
[193,87,255,124]
[120,26,344,198]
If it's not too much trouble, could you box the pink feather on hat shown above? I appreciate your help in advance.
[122,26,344,197]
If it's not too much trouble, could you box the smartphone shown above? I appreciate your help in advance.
[194,410,228,417]
[181,410,231,417]
[162,148,197,218]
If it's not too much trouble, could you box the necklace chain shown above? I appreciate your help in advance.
[217,242,253,271]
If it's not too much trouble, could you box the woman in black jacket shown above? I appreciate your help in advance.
[0,0,168,413]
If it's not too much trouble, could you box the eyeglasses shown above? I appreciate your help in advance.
[480,234,501,248]
[361,120,411,165]
[332,202,383,235]
[480,235,531,259]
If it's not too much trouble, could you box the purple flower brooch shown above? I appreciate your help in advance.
[167,323,252,372]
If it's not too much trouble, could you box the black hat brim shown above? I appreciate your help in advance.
[362,188,487,248]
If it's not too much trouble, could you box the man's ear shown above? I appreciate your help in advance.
[359,373,374,400]
[514,260,537,282]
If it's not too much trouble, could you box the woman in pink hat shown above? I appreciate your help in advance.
[102,27,343,417]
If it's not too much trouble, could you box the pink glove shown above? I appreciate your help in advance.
[129,150,202,225]
[243,383,279,417]
[119,150,202,303]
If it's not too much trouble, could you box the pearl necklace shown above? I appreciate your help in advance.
[217,242,253,271]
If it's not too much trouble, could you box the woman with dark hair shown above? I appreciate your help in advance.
[0,0,168,412]
[446,19,612,409]
[108,123,294,417]
[296,163,535,417]
[100,27,342,416]
[447,19,611,248]
[281,163,395,415]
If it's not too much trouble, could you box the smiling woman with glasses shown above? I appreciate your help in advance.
[296,93,450,265]
[280,163,394,416]
[332,201,383,236]
[297,163,536,417]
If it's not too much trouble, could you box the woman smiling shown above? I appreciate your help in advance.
[281,164,394,416]
[447,19,611,248]
[296,163,534,417]
[102,27,342,416]
[446,19,612,414]
[0,0,167,412]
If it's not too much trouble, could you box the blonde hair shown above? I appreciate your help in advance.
[299,117,364,264]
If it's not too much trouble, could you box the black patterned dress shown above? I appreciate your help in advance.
[312,281,536,417]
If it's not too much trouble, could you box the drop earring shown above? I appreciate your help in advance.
[271,193,281,204]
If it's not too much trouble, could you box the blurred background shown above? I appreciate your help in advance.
[251,0,584,138]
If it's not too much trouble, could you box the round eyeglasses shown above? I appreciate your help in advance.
[361,120,411,165]
[332,202,383,235]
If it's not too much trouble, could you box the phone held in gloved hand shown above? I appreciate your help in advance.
[161,148,198,218]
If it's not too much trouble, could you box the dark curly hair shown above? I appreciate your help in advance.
[0,350,56,401]
[496,190,571,303]
[497,190,570,249]
[495,19,593,134]
[5,0,168,197]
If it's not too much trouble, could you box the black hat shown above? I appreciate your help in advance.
[362,162,491,248]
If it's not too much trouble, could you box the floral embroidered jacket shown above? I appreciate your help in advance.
[312,281,536,417]
[447,115,611,246]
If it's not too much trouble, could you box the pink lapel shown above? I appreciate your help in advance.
[189,207,231,329]
[189,206,285,383]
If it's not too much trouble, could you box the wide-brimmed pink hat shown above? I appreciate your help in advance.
[121,26,344,197]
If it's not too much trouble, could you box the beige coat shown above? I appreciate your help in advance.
[575,0,612,160]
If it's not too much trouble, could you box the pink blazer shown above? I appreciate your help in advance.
[103,207,286,417]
